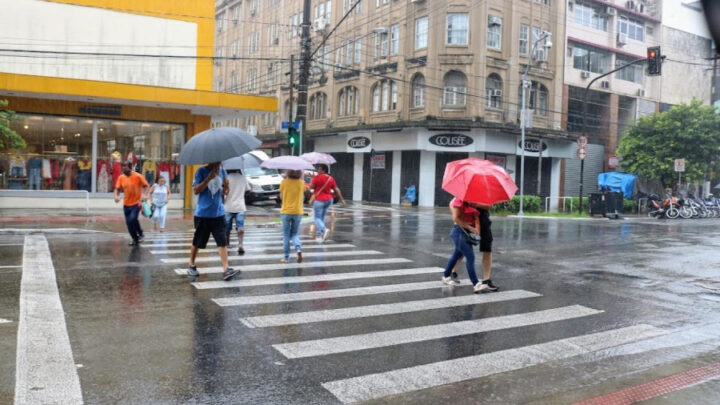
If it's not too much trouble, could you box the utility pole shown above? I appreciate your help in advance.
[289,54,295,155]
[296,0,312,155]
[536,137,543,196]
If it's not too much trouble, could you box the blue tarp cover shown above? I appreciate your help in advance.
[597,172,637,199]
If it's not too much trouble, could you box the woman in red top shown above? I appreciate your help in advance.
[443,197,498,293]
[309,164,346,242]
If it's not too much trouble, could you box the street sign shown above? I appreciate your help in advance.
[674,158,685,172]
[371,153,386,169]
[576,147,587,160]
[608,156,619,169]
[281,121,300,130]
[577,136,588,148]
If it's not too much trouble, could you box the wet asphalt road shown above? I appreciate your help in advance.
[2,205,720,404]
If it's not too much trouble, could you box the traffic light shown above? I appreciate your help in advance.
[287,127,299,152]
[647,46,662,76]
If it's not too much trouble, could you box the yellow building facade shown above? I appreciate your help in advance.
[0,0,275,209]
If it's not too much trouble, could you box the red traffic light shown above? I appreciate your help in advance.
[648,50,656,58]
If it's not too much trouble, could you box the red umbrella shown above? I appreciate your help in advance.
[442,158,518,205]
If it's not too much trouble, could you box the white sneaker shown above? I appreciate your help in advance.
[442,277,459,286]
[322,228,331,242]
[474,282,490,293]
[315,236,323,242]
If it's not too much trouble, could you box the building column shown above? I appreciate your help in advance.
[352,153,363,201]
[391,151,402,205]
[607,93,620,170]
[418,151,436,207]
[506,155,517,182]
[549,158,561,211]
[91,121,98,193]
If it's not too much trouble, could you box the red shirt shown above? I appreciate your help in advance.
[310,174,337,202]
[450,198,479,224]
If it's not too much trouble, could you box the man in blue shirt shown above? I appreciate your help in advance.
[187,162,238,280]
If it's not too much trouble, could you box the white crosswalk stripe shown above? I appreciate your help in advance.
[273,305,603,359]
[239,290,541,328]
[150,244,355,255]
[162,249,382,264]
[144,240,326,248]
[213,280,444,306]
[143,235,312,242]
[321,324,665,404]
[175,257,413,276]
[195,266,435,290]
[0,318,11,324]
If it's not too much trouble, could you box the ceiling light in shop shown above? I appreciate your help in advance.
[74,133,81,138]
[23,125,28,129]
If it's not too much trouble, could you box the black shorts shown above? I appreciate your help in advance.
[479,211,493,252]
[193,216,228,249]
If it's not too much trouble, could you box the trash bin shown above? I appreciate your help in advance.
[604,191,624,218]
[589,193,605,216]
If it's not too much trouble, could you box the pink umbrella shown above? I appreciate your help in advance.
[260,155,315,171]
[301,152,337,165]
[442,158,518,205]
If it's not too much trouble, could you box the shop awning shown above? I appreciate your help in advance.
[0,73,276,120]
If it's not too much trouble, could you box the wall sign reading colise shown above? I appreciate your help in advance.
[428,134,474,147]
[348,136,371,149]
[518,139,548,153]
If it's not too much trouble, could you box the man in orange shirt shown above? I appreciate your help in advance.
[114,161,149,246]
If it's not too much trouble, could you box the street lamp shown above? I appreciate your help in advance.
[519,31,551,216]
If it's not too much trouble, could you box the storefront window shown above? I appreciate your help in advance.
[1,114,184,194]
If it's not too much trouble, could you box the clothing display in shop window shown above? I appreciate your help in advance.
[77,158,91,192]
[97,159,110,193]
[62,157,77,190]
[10,155,26,177]
[112,161,122,188]
[42,159,51,179]
[125,152,138,169]
[28,157,43,190]
[142,160,157,184]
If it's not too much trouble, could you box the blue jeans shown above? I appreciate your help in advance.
[281,214,302,260]
[225,212,246,232]
[123,204,144,242]
[444,225,479,285]
[29,168,42,190]
[313,199,332,236]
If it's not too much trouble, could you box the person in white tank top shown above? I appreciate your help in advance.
[149,176,170,231]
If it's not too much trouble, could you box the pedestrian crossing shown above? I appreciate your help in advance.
[144,225,674,404]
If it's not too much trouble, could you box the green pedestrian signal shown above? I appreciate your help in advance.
[288,127,299,151]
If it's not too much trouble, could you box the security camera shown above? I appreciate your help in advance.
[545,40,553,49]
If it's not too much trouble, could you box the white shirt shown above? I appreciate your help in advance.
[226,172,251,213]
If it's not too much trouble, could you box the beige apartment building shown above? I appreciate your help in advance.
[214,0,585,207]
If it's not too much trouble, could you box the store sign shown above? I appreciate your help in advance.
[346,132,372,153]
[78,104,122,116]
[518,139,548,153]
[348,136,371,149]
[429,134,474,148]
[371,153,386,169]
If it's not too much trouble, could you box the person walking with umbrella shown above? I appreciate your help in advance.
[441,158,517,292]
[261,156,314,264]
[178,127,261,280]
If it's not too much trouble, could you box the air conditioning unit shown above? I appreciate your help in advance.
[637,89,645,97]
[373,26,388,34]
[617,33,628,46]
[601,80,610,89]
[580,70,591,79]
[606,6,616,15]
[492,89,503,97]
[314,18,328,32]
[489,16,502,27]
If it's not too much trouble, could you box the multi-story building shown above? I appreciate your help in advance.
[0,0,275,209]
[215,0,582,208]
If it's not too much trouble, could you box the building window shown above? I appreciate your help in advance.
[572,43,609,74]
[231,6,241,24]
[446,13,469,45]
[338,86,360,116]
[615,56,643,83]
[519,24,529,54]
[344,0,363,14]
[375,0,389,7]
[415,17,428,50]
[371,79,397,112]
[443,71,467,106]
[249,31,259,54]
[216,12,225,32]
[309,93,328,120]
[487,16,503,50]
[618,16,644,41]
[574,2,609,31]
[346,40,354,65]
[391,24,400,55]
[247,68,258,91]
[354,38,362,63]
[412,74,425,108]
[519,81,549,116]
[375,30,388,58]
[486,74,503,109]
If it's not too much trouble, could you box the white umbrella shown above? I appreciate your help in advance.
[178,127,261,165]
[261,156,314,171]
[301,152,337,165]
[223,152,263,171]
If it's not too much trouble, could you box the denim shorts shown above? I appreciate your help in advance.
[225,212,246,231]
